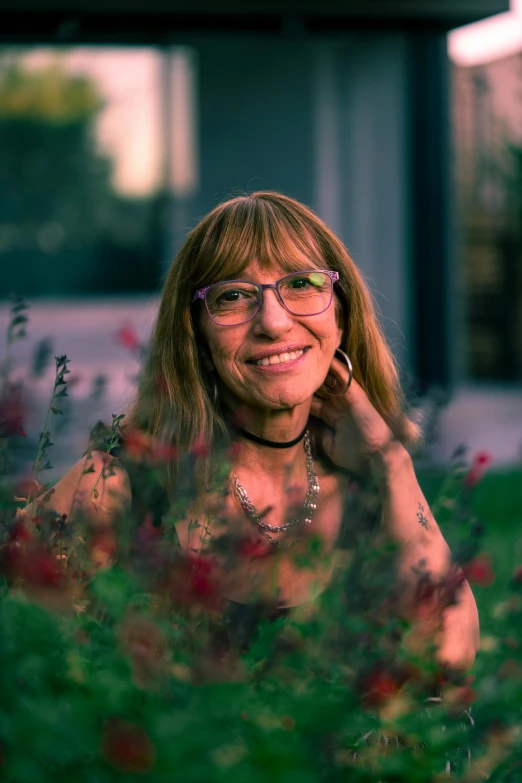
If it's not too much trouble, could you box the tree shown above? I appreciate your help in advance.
[0,56,157,296]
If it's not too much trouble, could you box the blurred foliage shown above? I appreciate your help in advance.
[0,58,102,120]
[0,55,159,297]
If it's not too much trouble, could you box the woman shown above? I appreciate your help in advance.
[45,192,479,669]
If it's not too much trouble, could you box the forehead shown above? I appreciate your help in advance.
[236,260,303,282]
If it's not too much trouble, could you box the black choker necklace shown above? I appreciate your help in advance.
[238,423,309,449]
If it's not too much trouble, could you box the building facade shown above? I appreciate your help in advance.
[0,0,509,393]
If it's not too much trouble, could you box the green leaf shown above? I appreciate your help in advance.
[54,387,68,398]
[90,568,137,619]
[50,406,63,415]
[11,314,28,326]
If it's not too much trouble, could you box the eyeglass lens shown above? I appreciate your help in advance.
[205,271,333,325]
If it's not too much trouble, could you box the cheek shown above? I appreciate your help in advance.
[207,336,242,379]
[316,313,342,349]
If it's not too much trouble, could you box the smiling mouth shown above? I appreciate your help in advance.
[251,348,308,367]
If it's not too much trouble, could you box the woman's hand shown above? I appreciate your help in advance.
[309,355,394,474]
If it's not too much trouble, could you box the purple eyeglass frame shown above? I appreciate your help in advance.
[192,269,339,325]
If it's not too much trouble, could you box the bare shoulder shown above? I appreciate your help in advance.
[29,450,131,530]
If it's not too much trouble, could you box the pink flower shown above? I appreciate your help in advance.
[116,321,141,352]
[463,451,493,488]
[463,553,495,587]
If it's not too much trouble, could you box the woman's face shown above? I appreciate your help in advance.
[198,260,343,412]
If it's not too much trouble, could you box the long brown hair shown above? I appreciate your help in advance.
[125,192,420,494]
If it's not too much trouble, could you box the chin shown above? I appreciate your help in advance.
[265,389,315,409]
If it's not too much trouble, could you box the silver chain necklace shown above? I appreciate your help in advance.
[232,431,320,548]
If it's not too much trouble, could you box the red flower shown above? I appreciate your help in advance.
[0,383,26,438]
[463,553,495,587]
[100,719,156,774]
[123,430,176,464]
[169,552,222,611]
[190,435,210,458]
[124,429,150,457]
[463,451,493,488]
[22,549,63,588]
[236,535,271,559]
[9,518,32,543]
[513,565,522,584]
[361,665,401,708]
[116,321,141,352]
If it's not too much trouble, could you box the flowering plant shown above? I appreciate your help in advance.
[0,303,521,782]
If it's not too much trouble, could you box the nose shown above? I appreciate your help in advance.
[252,287,294,338]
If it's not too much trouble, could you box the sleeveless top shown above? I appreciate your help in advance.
[111,443,382,653]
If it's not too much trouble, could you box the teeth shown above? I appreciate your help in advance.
[254,349,305,366]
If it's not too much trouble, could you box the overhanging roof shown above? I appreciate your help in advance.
[0,0,510,43]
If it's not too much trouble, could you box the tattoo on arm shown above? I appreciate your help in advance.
[416,502,430,530]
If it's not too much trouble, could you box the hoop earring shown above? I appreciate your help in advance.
[324,349,353,396]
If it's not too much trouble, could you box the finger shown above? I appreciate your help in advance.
[313,384,328,400]
[309,395,324,420]
[321,427,335,455]
[310,395,338,428]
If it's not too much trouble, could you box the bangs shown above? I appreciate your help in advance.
[191,195,328,288]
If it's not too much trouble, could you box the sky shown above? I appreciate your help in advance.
[20,0,522,197]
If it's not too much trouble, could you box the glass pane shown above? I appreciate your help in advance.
[0,46,198,297]
[452,53,522,381]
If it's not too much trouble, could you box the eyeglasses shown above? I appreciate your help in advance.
[192,270,339,326]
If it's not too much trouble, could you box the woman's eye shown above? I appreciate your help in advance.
[218,288,255,303]
[220,290,241,302]
[290,277,311,289]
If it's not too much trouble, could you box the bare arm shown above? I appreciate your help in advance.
[25,450,131,569]
[372,442,480,671]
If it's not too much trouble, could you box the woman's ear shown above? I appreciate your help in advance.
[336,326,343,348]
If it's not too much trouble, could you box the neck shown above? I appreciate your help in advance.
[229,401,310,443]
